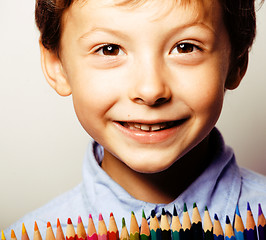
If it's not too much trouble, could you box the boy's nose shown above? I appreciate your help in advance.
[129,59,172,106]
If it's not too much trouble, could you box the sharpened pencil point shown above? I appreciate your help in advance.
[184,203,188,212]
[99,213,103,221]
[214,214,219,221]
[235,205,241,217]
[22,223,26,234]
[110,212,114,217]
[162,208,166,215]
[193,202,197,208]
[247,202,251,211]
[57,218,61,228]
[1,230,6,240]
[78,216,82,224]
[11,230,16,238]
[142,209,146,219]
[122,217,126,228]
[173,205,177,216]
[47,222,51,228]
[151,210,156,218]
[34,221,38,231]
[205,206,208,211]
[259,203,263,216]
[226,215,230,224]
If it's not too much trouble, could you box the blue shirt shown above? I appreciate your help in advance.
[5,128,266,238]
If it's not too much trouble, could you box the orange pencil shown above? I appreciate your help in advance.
[108,212,119,240]
[56,219,65,240]
[21,223,30,240]
[98,213,108,240]
[45,222,56,240]
[66,218,76,240]
[33,221,43,240]
[11,229,17,240]
[77,216,87,240]
[87,214,98,240]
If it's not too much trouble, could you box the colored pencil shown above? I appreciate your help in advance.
[203,206,213,240]
[140,210,150,240]
[150,210,162,240]
[108,212,119,240]
[120,217,130,240]
[225,216,236,240]
[233,205,244,240]
[245,203,258,240]
[11,229,17,240]
[191,203,203,240]
[171,205,182,240]
[130,211,140,240]
[22,223,30,240]
[160,208,171,240]
[77,216,87,240]
[213,214,223,240]
[45,222,55,240]
[182,203,192,240]
[258,203,266,240]
[1,230,6,240]
[87,214,98,240]
[98,213,108,240]
[66,218,76,240]
[56,219,65,240]
[33,221,43,240]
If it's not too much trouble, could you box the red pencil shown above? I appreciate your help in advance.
[108,212,119,240]
[98,213,108,240]
[66,218,76,240]
[87,214,98,240]
[56,219,65,240]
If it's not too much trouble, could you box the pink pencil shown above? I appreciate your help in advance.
[98,214,108,240]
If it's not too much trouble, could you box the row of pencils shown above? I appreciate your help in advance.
[2,202,266,240]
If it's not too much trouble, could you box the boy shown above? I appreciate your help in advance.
[5,0,266,237]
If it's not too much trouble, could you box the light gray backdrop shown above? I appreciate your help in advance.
[0,1,265,230]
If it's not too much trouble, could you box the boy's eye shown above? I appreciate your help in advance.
[95,44,124,56]
[171,43,201,54]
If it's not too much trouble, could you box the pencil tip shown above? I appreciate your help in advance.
[11,229,16,238]
[184,203,188,212]
[205,206,208,211]
[131,211,135,216]
[235,205,241,217]
[151,210,156,218]
[78,216,82,224]
[173,205,177,216]
[142,209,146,219]
[162,208,166,215]
[34,221,38,231]
[226,215,230,224]
[214,214,219,221]
[67,218,72,225]
[122,217,126,228]
[193,202,197,208]
[99,213,103,221]
[110,212,114,217]
[258,203,263,216]
[1,230,5,240]
[47,222,51,228]
[89,213,92,219]
[57,218,61,228]
[247,202,251,211]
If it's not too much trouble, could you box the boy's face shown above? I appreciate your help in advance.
[56,0,231,173]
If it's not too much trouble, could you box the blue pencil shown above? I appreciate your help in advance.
[225,216,236,240]
[213,214,224,240]
[245,203,258,240]
[234,205,245,240]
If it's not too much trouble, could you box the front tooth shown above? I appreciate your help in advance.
[151,124,161,131]
[134,123,141,129]
[140,124,150,131]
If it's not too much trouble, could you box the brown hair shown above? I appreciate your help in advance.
[35,0,264,69]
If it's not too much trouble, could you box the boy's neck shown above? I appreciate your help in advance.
[101,135,211,204]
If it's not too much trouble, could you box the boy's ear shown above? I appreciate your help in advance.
[40,43,72,96]
[225,52,249,90]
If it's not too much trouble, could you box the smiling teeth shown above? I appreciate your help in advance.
[127,122,169,132]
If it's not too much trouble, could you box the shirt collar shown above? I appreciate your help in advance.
[82,128,241,228]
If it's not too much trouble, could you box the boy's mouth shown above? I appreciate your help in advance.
[119,120,185,132]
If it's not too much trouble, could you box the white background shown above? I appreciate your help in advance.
[0,1,265,229]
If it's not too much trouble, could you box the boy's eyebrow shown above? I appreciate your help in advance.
[79,27,130,41]
[78,22,216,42]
